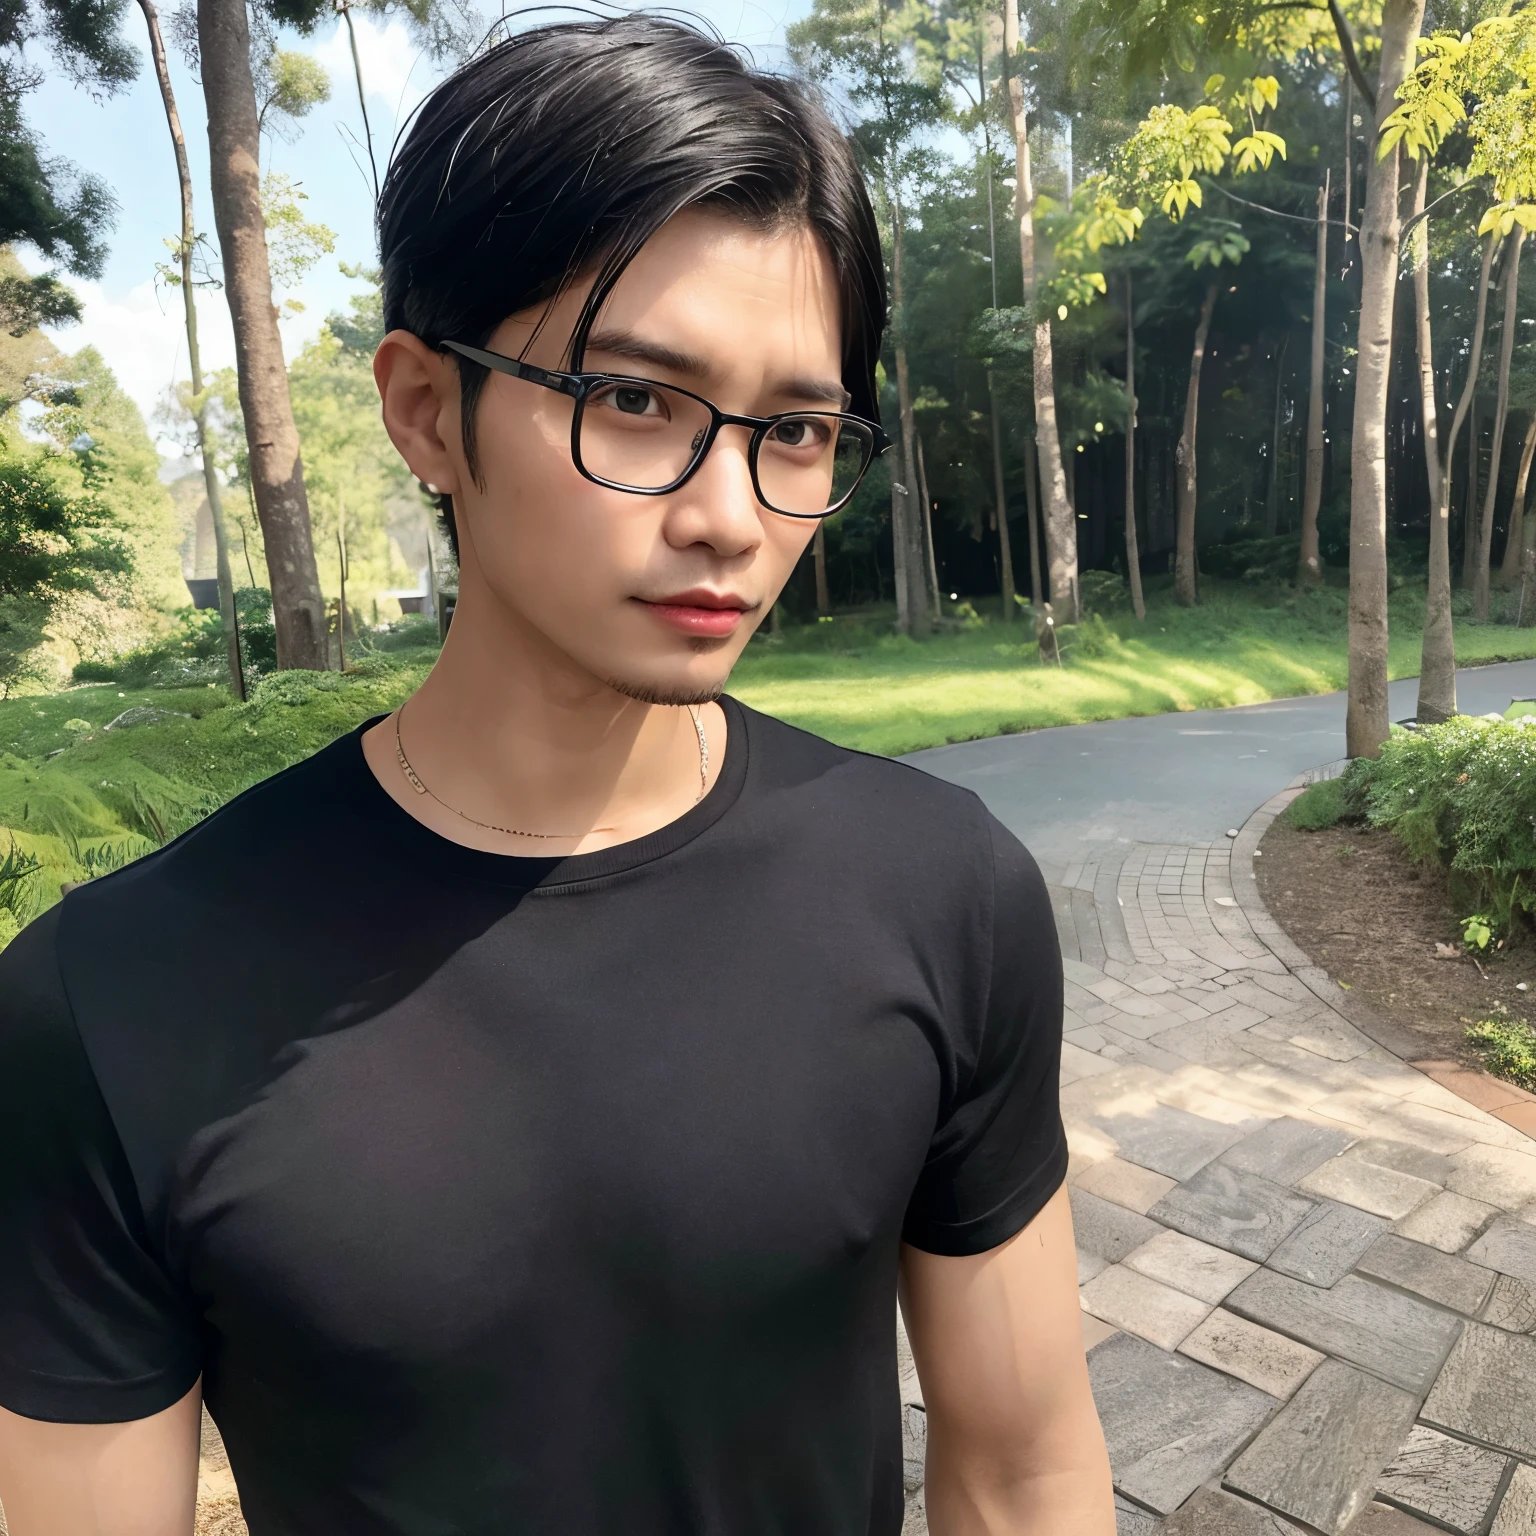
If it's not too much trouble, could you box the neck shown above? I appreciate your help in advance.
[362,569,721,854]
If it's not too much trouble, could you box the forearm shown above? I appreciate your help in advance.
[0,1387,200,1536]
[923,1402,1115,1535]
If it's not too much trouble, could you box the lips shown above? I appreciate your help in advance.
[637,590,751,639]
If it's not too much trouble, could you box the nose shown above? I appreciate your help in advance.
[661,422,765,559]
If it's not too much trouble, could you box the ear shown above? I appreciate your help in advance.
[374,330,465,496]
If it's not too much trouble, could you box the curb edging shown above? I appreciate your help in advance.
[1229,769,1536,1143]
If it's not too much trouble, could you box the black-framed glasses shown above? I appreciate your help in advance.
[443,340,889,519]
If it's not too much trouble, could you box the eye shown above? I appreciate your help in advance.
[770,418,831,449]
[612,386,656,416]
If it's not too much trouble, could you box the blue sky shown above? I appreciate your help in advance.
[25,1,810,450]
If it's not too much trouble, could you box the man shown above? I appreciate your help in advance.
[0,16,1111,1534]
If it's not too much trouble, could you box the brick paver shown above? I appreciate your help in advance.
[900,777,1536,1535]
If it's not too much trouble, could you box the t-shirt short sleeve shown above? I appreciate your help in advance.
[901,812,1068,1257]
[0,906,203,1423]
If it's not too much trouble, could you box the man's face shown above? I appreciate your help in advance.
[401,211,846,705]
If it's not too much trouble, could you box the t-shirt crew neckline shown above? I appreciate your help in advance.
[351,692,751,890]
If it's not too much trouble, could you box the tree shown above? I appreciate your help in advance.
[1079,77,1284,605]
[790,0,942,635]
[0,436,130,696]
[197,0,328,668]
[1298,171,1330,584]
[1002,0,1078,621]
[1342,0,1423,759]
[943,3,1020,618]
[1407,159,1452,721]
[1384,9,1536,709]
[1474,225,1523,619]
[137,0,244,698]
[0,0,131,324]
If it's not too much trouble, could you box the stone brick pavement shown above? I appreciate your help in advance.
[902,776,1536,1535]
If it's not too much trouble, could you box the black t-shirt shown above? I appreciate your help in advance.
[0,696,1065,1536]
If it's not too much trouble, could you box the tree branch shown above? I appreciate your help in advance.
[1206,180,1359,233]
[1397,177,1482,245]
[1328,0,1377,115]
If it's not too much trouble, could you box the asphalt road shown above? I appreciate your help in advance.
[904,658,1536,882]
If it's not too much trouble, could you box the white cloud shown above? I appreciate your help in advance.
[43,271,332,442]
[311,14,438,132]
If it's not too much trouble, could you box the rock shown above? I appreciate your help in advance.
[104,706,190,731]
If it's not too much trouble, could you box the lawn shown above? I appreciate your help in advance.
[5,576,1536,934]
[730,581,1536,756]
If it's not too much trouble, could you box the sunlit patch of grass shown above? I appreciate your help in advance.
[730,581,1536,754]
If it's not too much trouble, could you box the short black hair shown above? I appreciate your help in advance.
[377,12,887,556]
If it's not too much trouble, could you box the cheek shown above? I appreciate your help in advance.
[763,515,819,580]
[470,409,653,594]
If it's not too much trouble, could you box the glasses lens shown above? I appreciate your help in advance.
[755,416,873,516]
[578,379,714,491]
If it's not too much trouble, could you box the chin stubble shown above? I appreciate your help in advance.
[604,676,725,708]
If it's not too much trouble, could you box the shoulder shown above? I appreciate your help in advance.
[65,722,372,925]
[731,696,995,850]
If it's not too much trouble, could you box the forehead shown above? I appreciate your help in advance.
[583,211,843,364]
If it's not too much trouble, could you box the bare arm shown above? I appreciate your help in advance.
[901,1185,1114,1535]
[0,1381,201,1536]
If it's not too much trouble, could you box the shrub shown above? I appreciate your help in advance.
[71,607,226,689]
[370,613,440,653]
[1356,715,1536,932]
[1077,570,1131,614]
[234,587,278,675]
[1468,1011,1536,1092]
[1284,776,1351,830]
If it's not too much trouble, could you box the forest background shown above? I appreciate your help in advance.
[1,0,1535,937]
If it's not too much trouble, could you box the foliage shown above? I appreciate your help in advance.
[35,347,187,655]
[0,640,440,939]
[0,0,131,281]
[1383,11,1536,232]
[1461,912,1494,951]
[1283,775,1360,830]
[1468,1009,1536,1092]
[70,606,227,688]
[262,173,337,307]
[0,433,129,696]
[1354,715,1536,932]
[0,272,80,336]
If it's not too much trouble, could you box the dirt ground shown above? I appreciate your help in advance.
[1257,817,1533,1066]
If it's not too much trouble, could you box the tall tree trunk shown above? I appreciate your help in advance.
[1175,281,1218,606]
[1265,333,1289,536]
[139,0,244,701]
[198,0,326,670]
[916,433,940,614]
[889,192,931,636]
[986,374,1016,619]
[1003,0,1077,621]
[1513,415,1536,624]
[1299,173,1330,584]
[1342,0,1425,759]
[1412,158,1452,722]
[1022,435,1043,608]
[1462,392,1484,588]
[1507,413,1536,605]
[1424,231,1498,713]
[1123,272,1144,619]
[813,520,830,616]
[1477,227,1524,609]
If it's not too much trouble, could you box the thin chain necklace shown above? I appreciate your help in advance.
[393,700,710,842]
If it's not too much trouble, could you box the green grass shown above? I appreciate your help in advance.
[7,575,1536,942]
[0,649,436,920]
[728,579,1536,757]
[1468,1012,1536,1092]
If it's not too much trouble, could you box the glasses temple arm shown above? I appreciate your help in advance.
[441,341,582,398]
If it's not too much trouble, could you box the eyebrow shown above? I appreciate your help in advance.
[583,327,852,411]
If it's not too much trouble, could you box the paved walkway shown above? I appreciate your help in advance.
[901,664,1536,1536]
